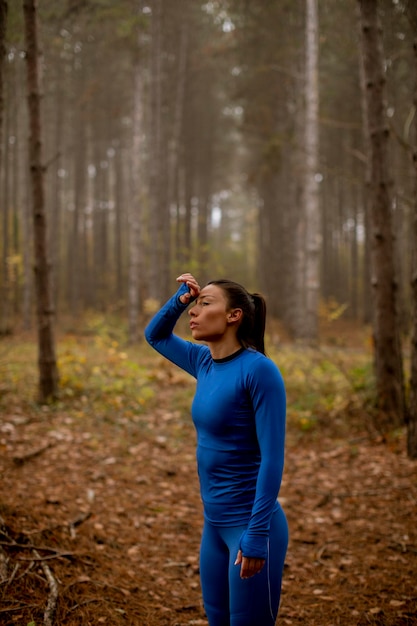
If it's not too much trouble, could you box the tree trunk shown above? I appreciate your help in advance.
[0,1,6,188]
[91,135,109,311]
[168,16,187,275]
[358,0,405,429]
[292,79,307,338]
[409,133,417,455]
[1,67,10,334]
[11,65,21,318]
[407,4,417,458]
[128,50,145,344]
[303,0,321,341]
[23,0,58,402]
[358,32,374,326]
[148,0,163,301]
[22,170,33,331]
[0,7,12,333]
[48,65,64,315]
[114,143,124,303]
[68,108,85,317]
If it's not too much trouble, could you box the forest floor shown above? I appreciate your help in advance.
[0,320,416,626]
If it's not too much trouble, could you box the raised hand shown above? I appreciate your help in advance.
[176,273,201,304]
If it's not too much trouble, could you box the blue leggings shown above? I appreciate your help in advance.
[199,507,288,626]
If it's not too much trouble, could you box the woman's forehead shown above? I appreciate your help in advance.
[199,284,225,299]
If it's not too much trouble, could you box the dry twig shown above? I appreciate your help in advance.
[18,551,75,562]
[69,510,92,538]
[33,549,59,626]
[0,515,10,580]
[0,546,8,580]
[0,562,19,590]
[12,443,52,466]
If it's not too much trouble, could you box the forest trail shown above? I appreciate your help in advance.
[1,359,416,625]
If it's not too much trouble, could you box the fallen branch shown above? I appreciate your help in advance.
[69,510,92,538]
[64,577,131,596]
[18,551,75,562]
[388,541,417,554]
[2,542,91,567]
[0,515,9,536]
[0,539,42,550]
[68,598,103,612]
[0,561,36,590]
[0,562,19,590]
[12,443,52,466]
[0,604,40,614]
[33,549,58,626]
[0,546,8,580]
[0,515,11,580]
[21,524,63,537]
[21,511,92,540]
[0,539,76,557]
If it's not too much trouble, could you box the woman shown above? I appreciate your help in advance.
[145,273,288,626]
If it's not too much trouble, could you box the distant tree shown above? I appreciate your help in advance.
[0,0,8,333]
[405,0,417,457]
[128,44,145,344]
[299,0,320,341]
[0,0,6,183]
[148,0,164,301]
[357,0,406,428]
[409,60,417,455]
[1,0,412,338]
[228,1,304,319]
[23,0,58,401]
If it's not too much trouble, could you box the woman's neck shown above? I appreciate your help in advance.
[208,338,242,360]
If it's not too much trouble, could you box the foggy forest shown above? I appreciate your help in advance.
[1,1,417,625]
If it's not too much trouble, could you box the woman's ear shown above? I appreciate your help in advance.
[227,308,243,323]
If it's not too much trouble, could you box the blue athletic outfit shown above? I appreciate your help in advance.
[145,283,288,626]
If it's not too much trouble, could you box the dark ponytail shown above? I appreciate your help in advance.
[207,280,267,355]
[251,293,267,355]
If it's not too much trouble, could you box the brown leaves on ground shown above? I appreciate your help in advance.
[1,360,417,625]
[281,438,416,625]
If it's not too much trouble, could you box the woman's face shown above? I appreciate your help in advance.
[188,284,233,342]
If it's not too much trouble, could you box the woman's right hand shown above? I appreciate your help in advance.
[176,273,201,304]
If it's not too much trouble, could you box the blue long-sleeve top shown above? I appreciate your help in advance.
[144,283,286,559]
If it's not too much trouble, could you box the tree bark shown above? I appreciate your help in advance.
[168,15,187,272]
[357,0,405,428]
[49,64,64,315]
[303,0,321,341]
[407,2,417,458]
[128,50,145,344]
[23,0,58,402]
[114,143,124,303]
[357,21,374,326]
[0,0,6,177]
[22,166,33,331]
[0,1,9,333]
[148,0,163,301]
[1,66,10,333]
[68,106,86,317]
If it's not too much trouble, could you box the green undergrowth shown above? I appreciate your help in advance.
[268,344,374,436]
[0,325,375,440]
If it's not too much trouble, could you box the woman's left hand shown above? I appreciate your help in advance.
[234,549,265,579]
[176,273,201,304]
